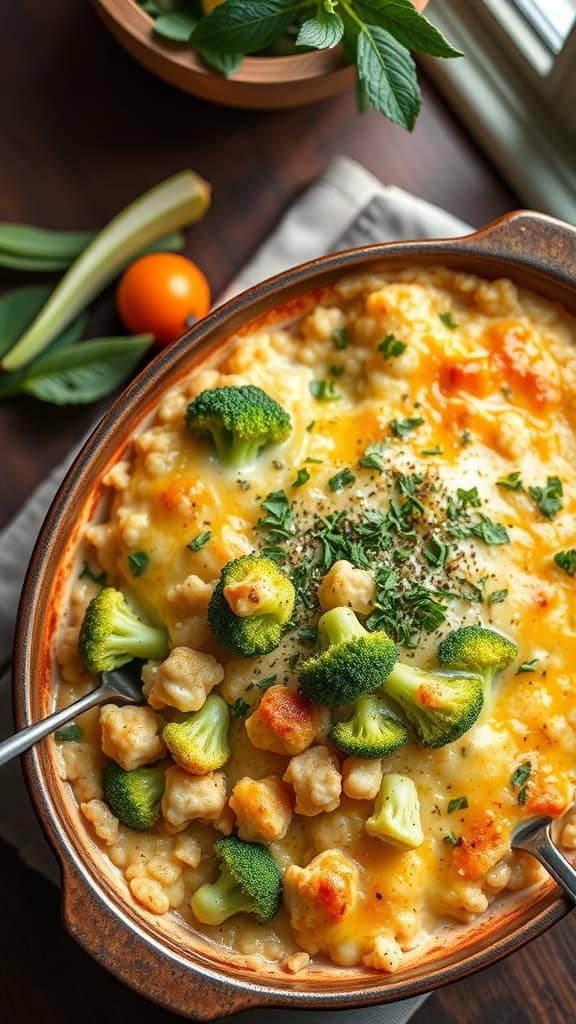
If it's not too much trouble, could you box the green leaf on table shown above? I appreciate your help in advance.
[297,7,345,49]
[357,0,464,58]
[0,286,87,361]
[190,0,300,54]
[0,335,153,405]
[154,12,198,42]
[200,49,243,76]
[356,24,421,130]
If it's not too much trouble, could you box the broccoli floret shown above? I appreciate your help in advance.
[437,625,518,700]
[190,835,283,925]
[207,554,295,656]
[330,694,408,758]
[381,662,483,748]
[79,587,169,674]
[185,385,292,468]
[365,773,424,849]
[163,695,231,774]
[103,760,165,831]
[299,606,398,707]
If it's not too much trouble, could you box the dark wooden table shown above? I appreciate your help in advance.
[1,2,574,1021]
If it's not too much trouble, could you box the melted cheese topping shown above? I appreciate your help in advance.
[56,267,576,975]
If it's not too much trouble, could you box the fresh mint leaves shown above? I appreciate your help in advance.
[141,0,462,130]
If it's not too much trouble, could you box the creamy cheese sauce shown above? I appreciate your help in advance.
[55,267,576,975]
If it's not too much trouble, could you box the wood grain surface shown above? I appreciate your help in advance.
[0,2,573,1021]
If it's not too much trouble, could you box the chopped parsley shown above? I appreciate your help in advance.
[497,471,523,491]
[460,430,472,447]
[511,760,531,804]
[489,588,508,604]
[439,311,458,329]
[329,468,356,492]
[329,365,344,377]
[332,326,349,350]
[358,441,386,473]
[292,468,311,489]
[471,516,510,545]
[554,549,576,576]
[229,697,251,719]
[54,724,83,743]
[422,446,443,456]
[389,416,425,438]
[446,488,510,546]
[309,379,341,401]
[516,658,539,674]
[366,567,448,648]
[422,538,451,567]
[306,420,315,432]
[378,333,407,358]
[528,476,563,520]
[256,490,293,541]
[128,551,149,577]
[78,562,106,586]
[444,832,461,847]
[187,530,211,551]
[304,456,323,464]
[297,625,317,643]
[255,675,277,692]
[447,795,469,813]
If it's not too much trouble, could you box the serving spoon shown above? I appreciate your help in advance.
[511,812,576,905]
[0,664,143,768]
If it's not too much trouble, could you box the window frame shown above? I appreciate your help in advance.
[420,0,576,220]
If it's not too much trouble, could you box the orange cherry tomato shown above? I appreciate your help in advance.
[117,252,211,347]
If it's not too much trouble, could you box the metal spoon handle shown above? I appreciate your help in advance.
[516,823,576,905]
[0,685,107,768]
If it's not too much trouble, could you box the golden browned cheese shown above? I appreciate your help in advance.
[55,268,576,974]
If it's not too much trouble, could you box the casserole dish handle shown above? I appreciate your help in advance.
[470,210,576,286]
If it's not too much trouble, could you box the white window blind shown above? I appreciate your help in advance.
[420,0,576,221]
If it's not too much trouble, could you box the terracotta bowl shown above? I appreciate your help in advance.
[91,0,428,109]
[15,211,576,1018]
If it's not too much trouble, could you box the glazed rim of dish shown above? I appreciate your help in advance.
[14,211,576,1018]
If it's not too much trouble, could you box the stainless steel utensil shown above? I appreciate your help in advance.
[0,664,143,767]
[512,814,576,905]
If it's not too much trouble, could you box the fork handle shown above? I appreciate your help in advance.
[516,823,576,905]
[0,686,107,768]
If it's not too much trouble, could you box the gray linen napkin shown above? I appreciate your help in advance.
[0,155,470,1022]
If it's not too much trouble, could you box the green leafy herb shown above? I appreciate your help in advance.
[292,467,311,488]
[422,446,442,456]
[497,471,523,491]
[389,416,424,437]
[329,364,344,377]
[444,832,461,847]
[439,311,458,329]
[186,0,459,131]
[422,538,451,567]
[516,658,539,674]
[54,723,83,743]
[460,430,472,447]
[256,489,293,541]
[154,11,198,41]
[528,476,563,520]
[187,531,212,551]
[511,760,531,803]
[447,795,469,813]
[229,697,251,719]
[470,516,510,546]
[128,551,150,577]
[79,562,106,586]
[489,588,508,604]
[297,7,344,49]
[329,468,356,491]
[554,549,576,577]
[306,420,316,432]
[200,49,243,75]
[255,675,277,692]
[378,332,406,358]
[309,379,342,401]
[297,625,318,642]
[304,456,323,464]
[358,441,386,472]
[332,326,349,350]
